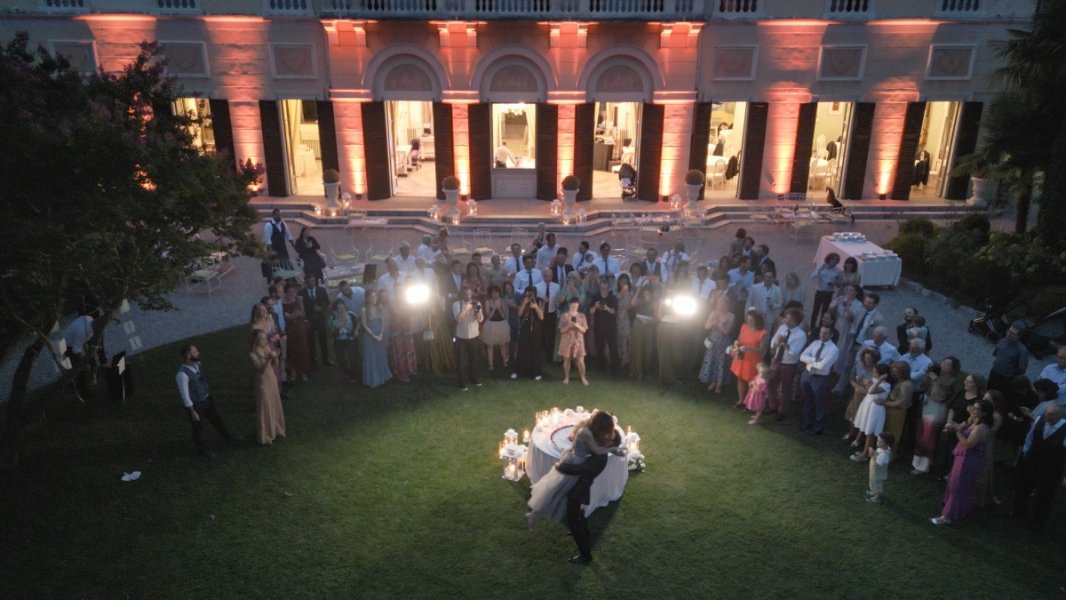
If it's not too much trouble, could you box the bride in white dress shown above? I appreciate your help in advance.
[526,411,619,528]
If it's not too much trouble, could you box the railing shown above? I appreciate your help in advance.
[715,0,761,18]
[935,0,983,15]
[265,0,314,15]
[325,0,705,18]
[826,0,873,17]
[37,0,90,11]
[156,0,201,13]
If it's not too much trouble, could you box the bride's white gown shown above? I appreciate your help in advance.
[527,434,592,523]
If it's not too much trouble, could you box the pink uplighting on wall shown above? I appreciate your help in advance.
[557,104,576,194]
[658,102,694,197]
[332,100,367,195]
[762,88,810,198]
[451,103,471,195]
[227,100,267,188]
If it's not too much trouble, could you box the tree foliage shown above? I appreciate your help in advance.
[0,34,258,453]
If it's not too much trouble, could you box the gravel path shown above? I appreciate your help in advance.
[2,220,1054,396]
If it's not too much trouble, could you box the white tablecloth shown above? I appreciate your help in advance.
[527,415,628,517]
[815,236,902,287]
[295,147,317,177]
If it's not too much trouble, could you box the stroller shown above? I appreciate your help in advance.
[825,186,854,223]
[408,138,422,171]
[618,163,637,199]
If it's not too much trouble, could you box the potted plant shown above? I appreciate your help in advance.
[684,169,705,203]
[323,168,341,208]
[442,175,461,221]
[951,154,997,209]
[561,175,580,219]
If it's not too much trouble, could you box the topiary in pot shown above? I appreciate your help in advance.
[441,175,460,191]
[323,169,341,184]
[685,169,705,186]
[561,175,580,191]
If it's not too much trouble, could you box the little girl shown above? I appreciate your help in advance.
[850,363,892,461]
[866,433,895,504]
[743,363,770,425]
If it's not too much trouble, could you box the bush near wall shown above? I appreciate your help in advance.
[888,216,1066,309]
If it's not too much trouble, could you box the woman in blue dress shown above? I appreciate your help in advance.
[361,290,392,387]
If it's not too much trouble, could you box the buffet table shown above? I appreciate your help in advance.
[526,411,628,517]
[815,234,902,287]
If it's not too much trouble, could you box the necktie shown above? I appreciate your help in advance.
[815,342,824,360]
[528,270,533,289]
[547,285,552,312]
[310,288,315,300]
[855,310,869,340]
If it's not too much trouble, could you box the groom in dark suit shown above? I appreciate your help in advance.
[554,430,623,565]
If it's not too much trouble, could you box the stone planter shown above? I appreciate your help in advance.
[324,182,341,208]
[685,183,702,203]
[967,177,997,209]
[562,188,578,218]
[444,188,460,220]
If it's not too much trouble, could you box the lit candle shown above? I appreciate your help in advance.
[522,429,530,444]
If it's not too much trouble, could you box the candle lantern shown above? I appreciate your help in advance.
[428,205,441,220]
[561,214,571,226]
[342,192,352,205]
[468,199,478,216]
[577,208,587,223]
[522,429,531,444]
[313,205,322,216]
[550,407,560,424]
[451,213,461,226]
[550,199,561,216]
[504,428,518,446]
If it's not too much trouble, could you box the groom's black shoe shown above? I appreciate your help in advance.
[569,554,592,565]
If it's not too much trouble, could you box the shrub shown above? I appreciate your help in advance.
[888,233,928,277]
[685,169,705,185]
[898,218,936,238]
[1026,285,1066,318]
[925,227,987,288]
[441,175,460,190]
[323,169,341,184]
[953,213,991,242]
[957,257,1015,305]
[561,175,580,191]
[976,232,1066,287]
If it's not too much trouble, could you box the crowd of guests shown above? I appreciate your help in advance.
[182,218,1066,532]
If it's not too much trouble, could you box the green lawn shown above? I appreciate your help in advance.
[1,326,1060,599]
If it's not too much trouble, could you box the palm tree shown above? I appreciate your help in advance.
[989,1,1066,244]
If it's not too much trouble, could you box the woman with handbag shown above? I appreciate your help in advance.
[294,227,326,282]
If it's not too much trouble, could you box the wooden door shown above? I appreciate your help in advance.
[573,103,594,201]
[207,99,235,169]
[842,102,875,200]
[536,103,560,200]
[944,102,984,200]
[890,101,926,200]
[432,102,455,200]
[688,102,713,201]
[468,103,492,200]
[637,103,664,202]
[258,100,287,197]
[316,100,340,175]
[789,102,817,195]
[738,102,768,200]
[361,101,390,200]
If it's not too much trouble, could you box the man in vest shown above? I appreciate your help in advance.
[264,208,294,269]
[644,248,668,284]
[176,344,236,458]
[1012,403,1066,532]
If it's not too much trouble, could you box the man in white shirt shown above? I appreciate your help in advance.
[494,141,516,168]
[1038,347,1066,403]
[591,242,621,278]
[800,325,840,435]
[394,242,417,274]
[514,255,544,295]
[835,326,901,397]
[537,267,563,359]
[336,280,365,318]
[536,232,559,271]
[415,234,436,263]
[767,308,807,420]
[453,287,484,391]
[745,270,783,323]
[900,338,934,387]
[662,240,690,276]
[264,208,295,269]
[691,265,717,302]
[503,243,524,276]
[572,240,594,272]
[375,259,406,295]
[644,248,668,284]
[726,256,754,307]
[176,344,235,458]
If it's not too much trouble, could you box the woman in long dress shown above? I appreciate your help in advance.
[249,329,286,445]
[250,303,283,386]
[282,283,313,382]
[699,295,736,393]
[911,359,966,475]
[932,399,994,525]
[294,226,326,282]
[481,285,511,372]
[361,290,392,387]
[511,287,544,380]
[559,297,589,386]
[424,292,456,374]
[386,285,417,383]
[503,281,520,365]
[729,310,768,407]
[615,275,633,370]
[851,363,892,461]
[526,411,619,528]
[628,284,657,381]
[329,299,358,383]
[883,361,914,459]
[830,284,863,382]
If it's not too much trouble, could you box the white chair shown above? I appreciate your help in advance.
[709,160,727,188]
[808,159,828,190]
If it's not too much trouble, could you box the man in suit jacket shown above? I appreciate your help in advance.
[550,249,574,292]
[299,274,332,366]
[754,244,776,276]
[554,428,623,564]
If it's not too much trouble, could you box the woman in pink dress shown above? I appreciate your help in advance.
[744,362,771,425]
[931,398,994,525]
[558,297,590,385]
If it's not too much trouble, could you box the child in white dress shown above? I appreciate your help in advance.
[866,433,894,504]
[850,363,891,462]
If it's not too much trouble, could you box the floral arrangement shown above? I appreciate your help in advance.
[627,452,645,472]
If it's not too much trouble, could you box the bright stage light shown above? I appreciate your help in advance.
[666,294,698,317]
[405,282,431,306]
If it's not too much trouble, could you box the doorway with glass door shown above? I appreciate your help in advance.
[386,100,436,197]
[591,102,642,199]
[804,102,853,194]
[703,102,748,201]
[910,101,961,200]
